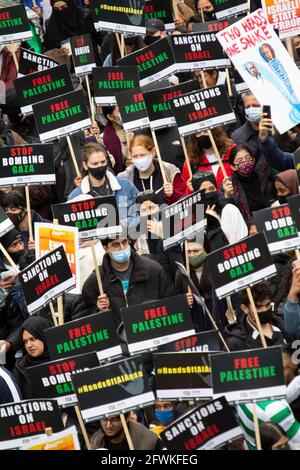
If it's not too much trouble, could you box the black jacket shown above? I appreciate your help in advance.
[224,313,294,351]
[13,356,32,399]
[0,292,24,353]
[82,252,177,329]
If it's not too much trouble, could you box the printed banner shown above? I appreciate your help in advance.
[287,194,300,232]
[91,0,146,35]
[158,330,221,353]
[116,87,150,132]
[70,34,96,76]
[212,0,249,19]
[0,211,16,238]
[92,66,140,106]
[193,18,239,33]
[23,426,80,450]
[18,48,59,77]
[0,5,33,44]
[262,0,300,39]
[145,0,174,31]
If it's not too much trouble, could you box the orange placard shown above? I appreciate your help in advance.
[263,0,300,38]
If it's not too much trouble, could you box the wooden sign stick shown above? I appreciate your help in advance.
[200,4,205,23]
[208,130,228,179]
[120,413,134,450]
[296,249,300,260]
[121,33,126,58]
[85,75,95,119]
[32,0,37,8]
[225,68,233,96]
[25,186,34,242]
[180,136,192,179]
[0,242,19,271]
[246,287,268,348]
[200,70,207,88]
[252,401,262,450]
[115,33,124,58]
[74,405,92,450]
[66,135,81,178]
[12,50,19,72]
[151,129,167,184]
[91,243,104,296]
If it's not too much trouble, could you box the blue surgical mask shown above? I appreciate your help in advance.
[155,409,175,425]
[245,106,262,123]
[110,246,131,264]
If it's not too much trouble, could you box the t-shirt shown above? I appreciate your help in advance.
[112,261,133,296]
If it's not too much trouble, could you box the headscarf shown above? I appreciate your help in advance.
[21,316,52,367]
[276,169,299,196]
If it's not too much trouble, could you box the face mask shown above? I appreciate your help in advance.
[252,308,274,325]
[189,251,206,268]
[115,118,123,127]
[88,165,107,181]
[133,155,153,172]
[203,191,219,207]
[110,246,131,264]
[245,106,262,123]
[278,195,288,205]
[7,212,20,226]
[10,250,25,264]
[155,409,175,425]
[236,160,255,177]
[196,135,211,150]
[85,136,98,144]
[144,36,160,46]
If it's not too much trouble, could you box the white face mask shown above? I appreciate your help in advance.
[133,155,153,172]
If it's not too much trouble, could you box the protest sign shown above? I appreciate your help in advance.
[121,295,195,355]
[145,0,174,31]
[0,208,17,238]
[45,311,122,362]
[161,190,206,249]
[70,34,96,77]
[19,246,75,314]
[51,196,121,241]
[170,85,236,137]
[18,48,58,77]
[192,18,239,33]
[117,38,175,87]
[0,4,33,44]
[206,232,277,299]
[161,396,243,450]
[35,223,80,295]
[23,425,80,450]
[211,346,286,403]
[116,87,150,132]
[143,79,201,130]
[262,0,300,39]
[72,356,155,422]
[216,9,300,134]
[92,66,140,106]
[90,0,146,35]
[14,64,74,115]
[0,399,63,442]
[287,194,300,231]
[32,89,92,142]
[252,205,300,254]
[293,147,300,192]
[170,32,231,73]
[158,330,221,353]
[0,144,55,187]
[154,352,213,400]
[27,352,99,407]
[212,0,249,19]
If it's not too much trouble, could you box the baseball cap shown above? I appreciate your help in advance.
[145,19,165,33]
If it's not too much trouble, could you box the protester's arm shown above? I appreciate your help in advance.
[82,271,100,308]
[163,174,188,204]
[284,267,300,336]
[286,376,300,404]
[259,117,294,171]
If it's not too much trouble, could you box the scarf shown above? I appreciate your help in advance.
[21,316,52,367]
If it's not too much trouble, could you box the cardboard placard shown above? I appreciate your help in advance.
[90,0,146,35]
[161,396,243,450]
[153,352,213,400]
[70,34,96,77]
[33,89,92,142]
[0,144,55,187]
[117,37,176,87]
[34,223,80,295]
[252,205,300,254]
[13,64,74,115]
[0,4,33,44]
[19,246,75,314]
[51,196,121,241]
[45,311,122,363]
[206,232,277,299]
[27,352,99,408]
[116,86,150,132]
[212,0,249,19]
[0,210,16,238]
[0,399,63,442]
[170,32,231,73]
[287,194,300,231]
[170,85,236,137]
[158,330,221,353]
[216,9,300,134]
[121,295,195,355]
[192,18,239,33]
[18,48,59,77]
[22,426,80,450]
[92,66,140,106]
[211,346,286,403]
[145,0,174,31]
[72,355,155,422]
[143,79,201,130]
[161,190,206,249]
[262,0,300,39]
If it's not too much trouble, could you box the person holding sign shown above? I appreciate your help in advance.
[225,282,292,351]
[119,134,187,205]
[102,105,128,175]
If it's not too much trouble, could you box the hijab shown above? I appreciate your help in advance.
[276,169,299,197]
[21,316,52,367]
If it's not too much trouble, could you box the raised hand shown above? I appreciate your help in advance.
[118,361,145,395]
[126,0,144,26]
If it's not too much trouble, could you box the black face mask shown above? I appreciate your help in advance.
[203,191,219,208]
[144,35,160,46]
[277,195,288,205]
[88,165,107,181]
[256,309,274,324]
[10,250,25,264]
[196,135,212,150]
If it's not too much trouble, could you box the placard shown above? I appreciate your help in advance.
[22,425,80,450]
[262,0,300,39]
[91,0,146,35]
[72,355,155,422]
[212,0,249,19]
[192,18,239,33]
[45,311,122,363]
[19,246,75,314]
[27,352,99,407]
[116,87,150,132]
[121,295,195,355]
[92,66,140,106]
[206,232,277,299]
[18,48,59,77]
[51,196,121,241]
[0,211,17,239]
[145,0,174,31]
[70,34,96,76]
[0,4,33,44]
[211,346,286,403]
[158,330,221,353]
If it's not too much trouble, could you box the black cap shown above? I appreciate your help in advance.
[0,228,22,250]
[145,19,165,33]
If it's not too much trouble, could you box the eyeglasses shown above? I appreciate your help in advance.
[101,417,121,424]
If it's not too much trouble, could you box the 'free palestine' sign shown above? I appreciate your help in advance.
[116,87,150,132]
[145,0,174,31]
[0,5,33,44]
[92,66,140,106]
